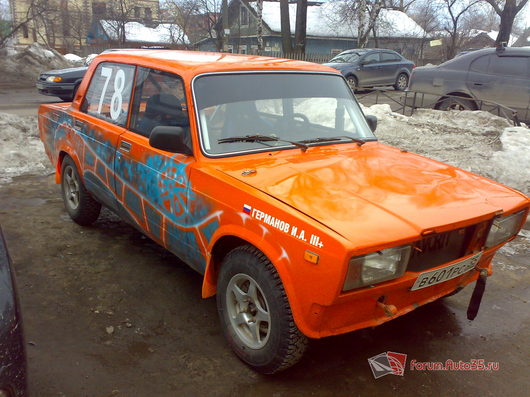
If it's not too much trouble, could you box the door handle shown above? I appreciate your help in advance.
[119,141,132,153]
[473,82,483,86]
[74,120,85,129]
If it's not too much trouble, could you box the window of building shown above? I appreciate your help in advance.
[145,7,152,20]
[134,7,140,18]
[22,24,29,39]
[240,6,249,26]
[81,62,136,127]
[129,68,190,139]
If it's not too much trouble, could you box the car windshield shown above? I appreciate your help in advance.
[194,73,376,156]
[329,53,361,63]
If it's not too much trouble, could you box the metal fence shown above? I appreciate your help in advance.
[356,89,522,127]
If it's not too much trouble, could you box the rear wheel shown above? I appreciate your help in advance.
[61,156,101,225]
[346,75,358,92]
[437,97,477,111]
[217,245,307,374]
[394,73,409,91]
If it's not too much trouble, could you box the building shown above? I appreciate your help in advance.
[196,0,427,60]
[9,0,160,52]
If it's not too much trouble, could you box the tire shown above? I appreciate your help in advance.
[394,73,409,91]
[437,97,477,111]
[346,75,358,92]
[217,245,308,374]
[61,156,101,226]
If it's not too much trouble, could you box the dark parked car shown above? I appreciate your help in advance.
[408,47,530,122]
[36,65,88,101]
[0,226,27,397]
[324,49,415,91]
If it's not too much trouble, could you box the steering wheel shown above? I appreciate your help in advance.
[292,113,310,124]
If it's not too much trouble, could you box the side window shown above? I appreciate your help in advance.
[488,56,527,78]
[129,67,190,138]
[81,62,135,126]
[469,55,490,73]
[363,53,380,64]
[381,52,400,62]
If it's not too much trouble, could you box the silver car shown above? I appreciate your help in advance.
[408,47,530,122]
[324,49,415,91]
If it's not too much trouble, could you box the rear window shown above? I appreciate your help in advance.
[489,56,528,78]
[381,52,401,62]
[81,62,136,126]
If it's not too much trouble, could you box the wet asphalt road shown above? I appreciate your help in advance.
[0,175,528,397]
[0,87,529,396]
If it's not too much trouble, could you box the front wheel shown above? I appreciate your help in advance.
[217,245,308,374]
[61,156,101,225]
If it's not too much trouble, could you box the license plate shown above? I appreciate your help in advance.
[36,83,44,89]
[410,251,482,291]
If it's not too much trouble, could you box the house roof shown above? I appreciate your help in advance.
[469,29,519,46]
[247,1,426,38]
[100,20,189,45]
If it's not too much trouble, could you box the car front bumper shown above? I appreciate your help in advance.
[299,250,496,339]
[36,81,76,97]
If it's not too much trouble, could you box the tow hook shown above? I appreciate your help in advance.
[377,297,398,317]
[467,268,489,320]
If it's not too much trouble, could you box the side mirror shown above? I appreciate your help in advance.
[365,115,377,132]
[149,126,192,155]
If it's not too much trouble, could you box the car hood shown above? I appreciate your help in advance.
[40,66,88,76]
[215,143,526,246]
[323,62,351,70]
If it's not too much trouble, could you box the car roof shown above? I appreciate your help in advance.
[94,50,340,78]
[441,46,530,68]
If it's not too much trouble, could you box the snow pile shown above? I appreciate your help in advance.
[64,53,82,62]
[0,112,52,184]
[100,21,189,45]
[363,104,529,195]
[0,43,71,87]
[251,1,425,39]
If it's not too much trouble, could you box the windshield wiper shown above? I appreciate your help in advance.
[218,134,308,151]
[298,136,366,146]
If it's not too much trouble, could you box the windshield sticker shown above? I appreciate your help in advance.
[245,205,324,248]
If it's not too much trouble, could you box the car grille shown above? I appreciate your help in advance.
[407,223,483,272]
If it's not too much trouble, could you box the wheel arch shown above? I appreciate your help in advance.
[202,228,297,304]
[55,150,82,184]
[435,91,476,109]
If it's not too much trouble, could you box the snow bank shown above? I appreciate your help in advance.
[64,53,83,62]
[0,43,71,87]
[0,105,528,196]
[363,104,529,195]
[0,113,52,184]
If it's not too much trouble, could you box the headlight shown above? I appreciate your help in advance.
[46,76,62,82]
[485,210,526,248]
[343,245,411,291]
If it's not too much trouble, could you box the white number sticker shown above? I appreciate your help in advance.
[110,69,125,120]
[97,66,125,121]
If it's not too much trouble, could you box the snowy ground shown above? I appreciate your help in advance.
[0,105,528,196]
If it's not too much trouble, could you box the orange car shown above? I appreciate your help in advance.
[38,50,529,374]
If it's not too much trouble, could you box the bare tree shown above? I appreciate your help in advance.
[293,0,308,54]
[256,0,263,54]
[0,0,48,47]
[338,0,384,48]
[104,0,137,44]
[442,0,481,59]
[483,0,529,45]
[164,0,200,48]
[280,0,292,53]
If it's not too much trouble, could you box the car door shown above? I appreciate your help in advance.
[73,62,136,212]
[358,52,383,86]
[380,52,403,85]
[467,54,530,120]
[114,67,206,272]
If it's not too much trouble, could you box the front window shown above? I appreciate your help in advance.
[194,73,376,156]
[330,53,361,63]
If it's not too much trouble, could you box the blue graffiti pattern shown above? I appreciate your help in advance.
[41,109,221,273]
